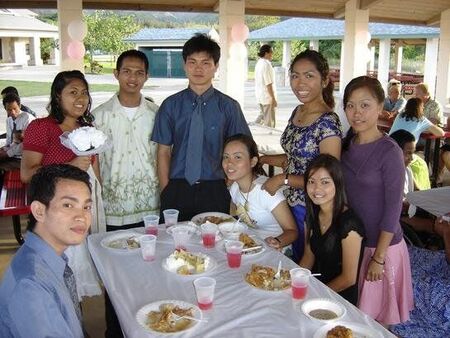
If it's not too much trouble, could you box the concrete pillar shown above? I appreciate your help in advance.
[378,39,391,91]
[13,39,27,66]
[309,40,319,51]
[218,0,246,107]
[436,9,450,113]
[29,36,43,66]
[341,0,370,93]
[57,0,84,71]
[424,37,439,99]
[282,40,291,85]
[50,39,60,66]
[394,42,403,74]
[368,45,376,72]
[339,40,345,93]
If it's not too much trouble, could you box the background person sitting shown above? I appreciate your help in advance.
[389,97,444,141]
[414,83,444,126]
[1,86,37,117]
[0,93,35,165]
[381,80,406,121]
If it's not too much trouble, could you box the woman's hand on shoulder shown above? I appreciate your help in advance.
[69,156,91,171]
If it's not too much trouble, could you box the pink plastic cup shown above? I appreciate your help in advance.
[225,240,244,268]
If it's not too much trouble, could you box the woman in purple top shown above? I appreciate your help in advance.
[260,50,342,261]
[341,76,413,326]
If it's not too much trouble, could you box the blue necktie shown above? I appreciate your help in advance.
[62,255,82,323]
[185,97,204,185]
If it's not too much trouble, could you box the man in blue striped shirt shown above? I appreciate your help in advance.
[0,164,92,338]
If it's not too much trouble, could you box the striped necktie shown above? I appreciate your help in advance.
[62,255,82,323]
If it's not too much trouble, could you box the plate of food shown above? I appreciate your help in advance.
[245,264,291,291]
[136,300,202,335]
[313,321,383,338]
[301,298,346,323]
[162,249,216,276]
[220,233,265,256]
[191,212,235,226]
[100,232,141,252]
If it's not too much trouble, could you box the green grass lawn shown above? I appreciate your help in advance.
[0,80,118,97]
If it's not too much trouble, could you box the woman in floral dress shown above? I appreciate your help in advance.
[260,50,342,261]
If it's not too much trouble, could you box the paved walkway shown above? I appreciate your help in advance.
[0,65,300,132]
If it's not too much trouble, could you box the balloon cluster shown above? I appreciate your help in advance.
[229,23,249,60]
[67,19,87,60]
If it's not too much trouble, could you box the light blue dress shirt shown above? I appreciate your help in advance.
[0,232,83,338]
[152,86,251,180]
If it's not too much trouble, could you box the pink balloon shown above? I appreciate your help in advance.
[231,23,249,43]
[67,40,85,60]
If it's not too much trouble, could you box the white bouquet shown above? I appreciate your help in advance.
[60,126,111,156]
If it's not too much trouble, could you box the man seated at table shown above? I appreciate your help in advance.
[0,164,92,338]
[381,79,406,122]
[0,93,35,169]
[1,86,37,117]
[414,83,444,126]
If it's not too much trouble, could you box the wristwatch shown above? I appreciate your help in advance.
[284,173,289,186]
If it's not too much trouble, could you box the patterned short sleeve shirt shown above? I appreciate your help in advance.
[281,110,342,207]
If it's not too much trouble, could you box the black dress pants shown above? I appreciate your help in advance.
[160,179,230,222]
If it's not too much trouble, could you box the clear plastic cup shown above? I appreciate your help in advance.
[163,209,179,228]
[201,222,218,248]
[289,268,311,300]
[143,215,160,236]
[193,277,216,310]
[225,240,244,268]
[140,235,157,262]
[171,227,191,250]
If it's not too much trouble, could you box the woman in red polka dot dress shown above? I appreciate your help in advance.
[21,70,103,300]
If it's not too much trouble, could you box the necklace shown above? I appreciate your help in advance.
[239,185,251,212]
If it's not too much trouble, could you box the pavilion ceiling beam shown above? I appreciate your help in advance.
[359,0,384,10]
[426,14,441,26]
[333,6,345,19]
[246,8,334,19]
[212,1,220,12]
[0,1,56,8]
[369,16,427,27]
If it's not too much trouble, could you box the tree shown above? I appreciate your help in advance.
[84,11,141,63]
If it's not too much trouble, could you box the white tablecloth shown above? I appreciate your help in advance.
[88,227,394,338]
[406,187,450,217]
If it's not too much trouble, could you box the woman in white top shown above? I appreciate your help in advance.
[222,133,298,250]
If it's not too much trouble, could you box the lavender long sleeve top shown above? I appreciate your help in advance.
[342,135,404,247]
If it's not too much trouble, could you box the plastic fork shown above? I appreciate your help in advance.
[274,260,282,280]
[171,313,208,323]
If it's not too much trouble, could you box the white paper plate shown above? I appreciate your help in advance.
[301,298,346,323]
[219,236,265,256]
[162,252,216,276]
[136,299,202,336]
[313,321,383,338]
[191,212,234,225]
[100,231,142,253]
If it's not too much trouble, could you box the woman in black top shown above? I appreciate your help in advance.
[299,154,365,305]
